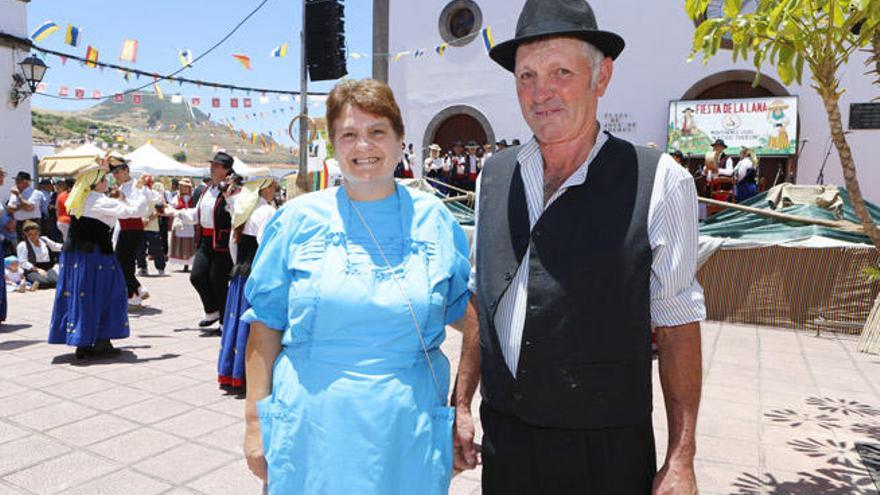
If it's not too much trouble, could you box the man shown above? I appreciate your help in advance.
[711,139,734,177]
[452,1,704,493]
[447,140,468,192]
[496,139,509,152]
[175,152,235,329]
[109,158,151,307]
[38,178,57,240]
[7,171,44,242]
[482,142,495,161]
[464,141,482,191]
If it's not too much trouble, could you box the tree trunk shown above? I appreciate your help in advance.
[821,95,880,249]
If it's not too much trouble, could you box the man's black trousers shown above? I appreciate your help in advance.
[115,230,143,298]
[189,237,232,320]
[480,403,657,494]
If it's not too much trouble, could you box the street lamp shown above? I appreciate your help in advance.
[9,54,48,108]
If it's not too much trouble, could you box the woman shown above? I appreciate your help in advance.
[17,220,62,289]
[48,160,146,359]
[217,170,277,391]
[243,79,470,494]
[733,147,759,202]
[168,178,197,271]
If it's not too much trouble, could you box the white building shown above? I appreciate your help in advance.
[0,0,35,199]
[376,0,880,203]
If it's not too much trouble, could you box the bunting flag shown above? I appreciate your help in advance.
[279,95,290,102]
[85,45,99,68]
[179,49,194,67]
[212,97,221,108]
[436,43,448,57]
[393,51,410,62]
[240,130,247,141]
[270,43,289,58]
[319,160,329,190]
[132,94,143,104]
[413,48,426,58]
[123,70,131,81]
[114,93,125,103]
[120,39,138,63]
[251,133,257,144]
[350,52,365,60]
[259,95,270,104]
[74,88,85,99]
[153,81,164,100]
[230,98,239,108]
[64,24,81,47]
[31,21,59,42]
[92,90,102,98]
[243,98,252,108]
[191,97,201,107]
[232,54,252,69]
[36,83,47,93]
[171,94,183,104]
[58,86,69,97]
[481,27,495,52]
[59,55,68,65]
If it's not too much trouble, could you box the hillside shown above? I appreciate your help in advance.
[32,93,298,164]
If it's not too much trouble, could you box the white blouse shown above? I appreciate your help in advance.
[83,192,149,228]
[17,236,63,270]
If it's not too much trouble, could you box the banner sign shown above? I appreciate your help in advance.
[667,96,798,156]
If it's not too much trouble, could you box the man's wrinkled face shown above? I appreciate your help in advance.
[514,37,612,146]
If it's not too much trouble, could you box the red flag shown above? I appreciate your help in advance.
[59,55,68,65]
[114,93,125,103]
[132,94,142,105]
[36,83,47,93]
[75,88,85,99]
[58,86,69,97]
[230,98,239,108]
[243,98,252,108]
[92,90,102,98]
[191,97,201,107]
[212,98,221,108]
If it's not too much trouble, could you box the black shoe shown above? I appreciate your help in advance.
[92,340,121,357]
[198,316,220,327]
[75,346,92,359]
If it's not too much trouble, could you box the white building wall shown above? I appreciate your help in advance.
[0,0,35,200]
[388,0,880,203]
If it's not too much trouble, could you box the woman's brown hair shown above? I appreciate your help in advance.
[325,79,404,142]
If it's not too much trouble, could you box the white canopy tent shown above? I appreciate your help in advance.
[125,143,207,177]
[232,156,295,179]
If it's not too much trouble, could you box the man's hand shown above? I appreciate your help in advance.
[453,405,480,470]
[653,460,698,494]
[244,419,267,482]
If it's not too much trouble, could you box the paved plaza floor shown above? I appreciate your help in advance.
[1,269,879,494]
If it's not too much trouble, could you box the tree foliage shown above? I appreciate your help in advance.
[172,151,187,163]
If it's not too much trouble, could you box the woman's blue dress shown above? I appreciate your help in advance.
[243,185,470,494]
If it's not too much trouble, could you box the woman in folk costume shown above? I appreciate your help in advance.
[48,162,145,359]
[168,178,197,271]
[217,170,277,391]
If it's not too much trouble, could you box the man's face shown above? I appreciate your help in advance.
[16,179,30,190]
[453,145,464,155]
[515,37,612,146]
[111,167,130,184]
[712,145,725,154]
[210,163,229,183]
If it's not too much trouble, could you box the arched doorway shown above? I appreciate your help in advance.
[422,105,494,162]
[681,70,798,190]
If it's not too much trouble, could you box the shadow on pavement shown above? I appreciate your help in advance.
[50,350,181,366]
[0,339,41,351]
[0,323,33,334]
[128,306,163,317]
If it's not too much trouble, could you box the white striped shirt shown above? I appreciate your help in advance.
[469,133,706,374]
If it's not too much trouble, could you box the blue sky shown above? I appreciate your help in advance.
[27,0,374,145]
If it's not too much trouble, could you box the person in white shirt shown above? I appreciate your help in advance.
[171,152,236,329]
[17,220,62,289]
[136,177,167,276]
[5,256,32,292]
[108,159,150,307]
[7,171,45,242]
[733,147,759,202]
[48,161,145,359]
[169,179,197,270]
[218,170,277,391]
[464,141,483,191]
[711,139,735,178]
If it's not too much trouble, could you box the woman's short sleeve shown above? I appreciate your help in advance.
[444,215,472,324]
[242,210,293,331]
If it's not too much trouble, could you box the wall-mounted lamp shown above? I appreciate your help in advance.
[9,54,48,109]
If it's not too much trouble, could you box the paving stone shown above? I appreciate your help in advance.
[40,376,118,399]
[129,373,200,394]
[112,396,194,425]
[59,468,170,495]
[0,390,61,417]
[8,401,97,432]
[78,386,155,412]
[186,458,263,495]
[88,428,184,465]
[0,420,28,445]
[47,413,139,446]
[133,443,236,484]
[152,408,238,439]
[0,435,70,476]
[4,451,119,495]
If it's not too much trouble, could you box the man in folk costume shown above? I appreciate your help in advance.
[453,1,705,493]
[49,161,143,359]
[173,152,236,329]
[217,169,277,391]
[447,140,468,192]
[108,158,151,307]
[464,140,482,191]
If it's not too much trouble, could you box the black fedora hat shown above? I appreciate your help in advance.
[209,151,235,170]
[14,171,32,181]
[711,139,728,149]
[489,0,625,73]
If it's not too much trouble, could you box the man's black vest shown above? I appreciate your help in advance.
[476,134,660,429]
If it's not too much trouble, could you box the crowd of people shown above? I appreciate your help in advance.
[670,138,760,214]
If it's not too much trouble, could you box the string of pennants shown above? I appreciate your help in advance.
[31,18,496,75]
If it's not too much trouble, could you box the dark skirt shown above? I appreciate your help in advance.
[217,274,251,388]
[48,249,130,347]
[0,277,6,322]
